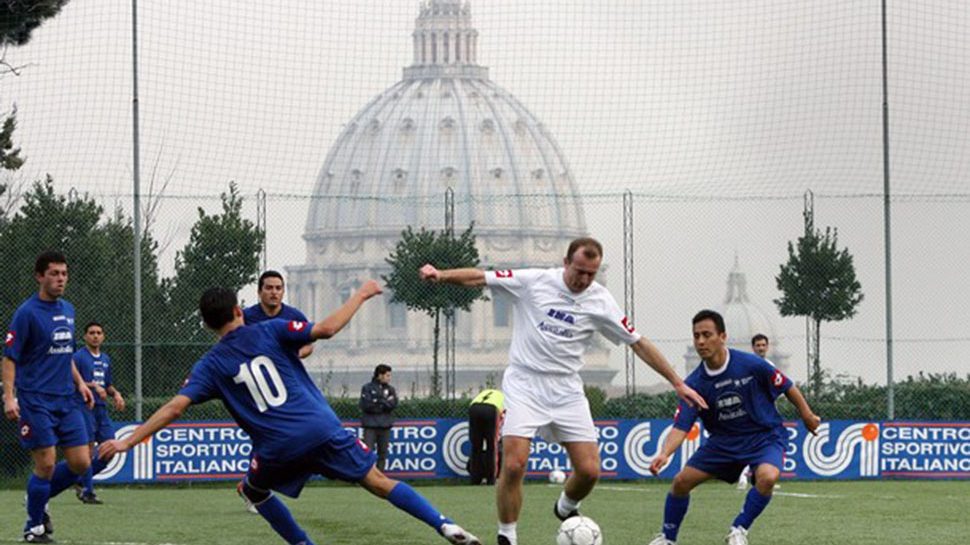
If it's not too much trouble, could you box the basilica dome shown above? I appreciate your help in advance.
[304,0,586,245]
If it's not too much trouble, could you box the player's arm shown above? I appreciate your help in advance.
[2,356,18,420]
[311,279,383,340]
[71,360,94,408]
[649,428,690,475]
[106,385,126,411]
[419,264,486,287]
[784,385,821,435]
[631,338,708,409]
[99,394,193,459]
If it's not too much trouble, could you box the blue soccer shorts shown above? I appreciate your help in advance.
[246,427,378,498]
[17,392,90,450]
[83,404,116,444]
[685,435,785,483]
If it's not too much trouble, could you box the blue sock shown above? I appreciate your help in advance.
[25,474,51,529]
[255,494,314,545]
[82,455,110,494]
[386,482,451,533]
[733,488,772,529]
[662,493,691,541]
[49,461,83,498]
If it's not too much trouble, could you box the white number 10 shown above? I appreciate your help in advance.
[233,356,287,412]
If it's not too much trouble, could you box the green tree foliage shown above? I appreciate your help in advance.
[775,226,864,393]
[0,0,71,46]
[383,224,485,397]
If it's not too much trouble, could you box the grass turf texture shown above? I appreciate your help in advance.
[0,480,966,544]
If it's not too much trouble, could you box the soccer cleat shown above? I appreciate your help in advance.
[553,499,580,522]
[42,511,53,536]
[236,480,258,514]
[23,525,54,543]
[77,492,103,505]
[496,535,512,545]
[647,534,675,545]
[725,526,749,545]
[440,523,482,545]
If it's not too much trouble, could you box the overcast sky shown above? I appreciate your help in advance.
[3,1,968,387]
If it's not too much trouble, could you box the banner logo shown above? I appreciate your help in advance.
[803,422,880,477]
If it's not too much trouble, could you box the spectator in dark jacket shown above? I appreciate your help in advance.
[359,364,397,470]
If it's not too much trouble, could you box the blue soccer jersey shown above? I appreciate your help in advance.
[243,303,308,325]
[673,349,792,452]
[4,294,77,396]
[74,347,113,406]
[178,319,341,461]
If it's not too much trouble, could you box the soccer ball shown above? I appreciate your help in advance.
[556,516,603,545]
[548,469,567,484]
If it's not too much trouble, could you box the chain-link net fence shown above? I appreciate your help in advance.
[2,1,970,479]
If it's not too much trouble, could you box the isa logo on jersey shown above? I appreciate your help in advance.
[803,422,880,477]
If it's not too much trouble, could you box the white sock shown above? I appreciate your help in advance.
[498,522,517,545]
[557,491,581,517]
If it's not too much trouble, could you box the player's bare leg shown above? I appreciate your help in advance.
[555,441,600,520]
[360,466,481,545]
[496,436,531,545]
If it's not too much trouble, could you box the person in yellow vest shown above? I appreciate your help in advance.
[467,389,504,485]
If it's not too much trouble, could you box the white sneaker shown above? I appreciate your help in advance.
[236,481,258,514]
[725,526,749,545]
[441,523,482,545]
[736,472,749,490]
[648,533,676,545]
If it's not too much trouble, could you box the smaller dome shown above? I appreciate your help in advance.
[718,256,775,347]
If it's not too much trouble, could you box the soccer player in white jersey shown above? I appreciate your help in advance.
[420,237,707,545]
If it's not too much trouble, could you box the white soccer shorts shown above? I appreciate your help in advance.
[500,365,597,444]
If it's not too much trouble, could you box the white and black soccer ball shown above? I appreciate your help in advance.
[548,469,567,484]
[556,516,603,545]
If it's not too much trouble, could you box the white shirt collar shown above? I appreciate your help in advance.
[703,348,731,376]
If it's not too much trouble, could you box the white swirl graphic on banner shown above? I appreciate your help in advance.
[624,422,702,476]
[803,422,880,477]
[442,422,470,476]
[94,424,138,481]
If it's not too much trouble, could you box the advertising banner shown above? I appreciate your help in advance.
[95,419,970,483]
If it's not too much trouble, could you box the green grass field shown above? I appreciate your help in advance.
[0,480,966,545]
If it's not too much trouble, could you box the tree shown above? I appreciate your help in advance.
[383,224,486,397]
[163,181,262,316]
[775,226,864,393]
[0,0,71,47]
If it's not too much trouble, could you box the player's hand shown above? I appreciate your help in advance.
[95,385,108,400]
[419,264,441,282]
[674,383,708,410]
[802,412,822,436]
[649,453,669,476]
[3,396,19,421]
[99,439,129,459]
[79,383,95,409]
[357,279,383,300]
[113,392,126,412]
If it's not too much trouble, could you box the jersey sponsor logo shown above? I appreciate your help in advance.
[494,269,513,278]
[715,378,732,389]
[51,326,73,346]
[621,316,636,334]
[772,369,786,388]
[536,321,574,339]
[546,308,576,324]
[4,331,14,347]
[288,321,307,332]
[715,392,747,421]
[20,423,31,438]
[53,315,68,321]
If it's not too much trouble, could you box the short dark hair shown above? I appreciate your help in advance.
[565,237,603,262]
[199,287,238,330]
[373,364,392,380]
[692,309,725,334]
[84,322,104,334]
[35,250,67,275]
[258,270,284,291]
[751,333,769,346]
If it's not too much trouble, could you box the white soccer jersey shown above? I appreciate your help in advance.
[485,267,641,375]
